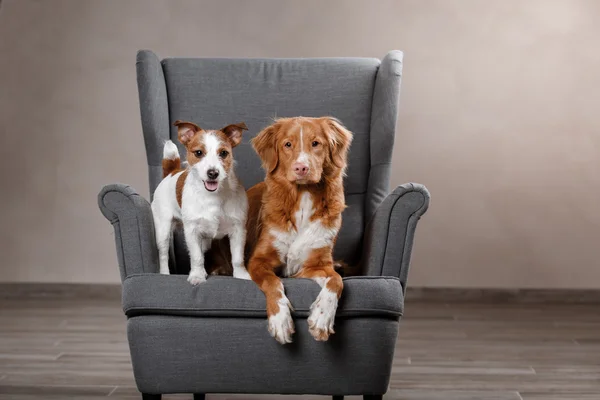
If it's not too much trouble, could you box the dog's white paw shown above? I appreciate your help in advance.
[187,270,207,285]
[268,298,295,344]
[308,289,338,341]
[159,267,170,275]
[233,267,252,280]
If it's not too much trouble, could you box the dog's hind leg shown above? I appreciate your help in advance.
[153,213,173,275]
[230,224,251,280]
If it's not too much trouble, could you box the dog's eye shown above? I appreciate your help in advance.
[194,150,203,158]
[219,150,229,158]
[312,141,320,147]
[284,142,292,148]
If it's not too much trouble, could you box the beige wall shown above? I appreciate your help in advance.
[1,0,599,287]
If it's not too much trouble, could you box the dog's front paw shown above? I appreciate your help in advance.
[308,289,338,341]
[233,267,252,280]
[187,270,207,285]
[268,299,295,344]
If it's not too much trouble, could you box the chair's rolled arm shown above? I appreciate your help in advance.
[361,183,430,292]
[98,184,159,282]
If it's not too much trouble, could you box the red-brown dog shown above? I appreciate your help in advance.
[246,117,352,344]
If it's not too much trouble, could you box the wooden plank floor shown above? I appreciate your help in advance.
[0,296,599,399]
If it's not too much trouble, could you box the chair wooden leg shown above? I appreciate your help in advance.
[142,394,161,400]
[193,394,206,400]
[364,396,383,400]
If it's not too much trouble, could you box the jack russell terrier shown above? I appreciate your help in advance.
[151,120,251,285]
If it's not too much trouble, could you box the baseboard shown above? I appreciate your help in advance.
[0,283,121,300]
[406,287,600,304]
[1,283,599,304]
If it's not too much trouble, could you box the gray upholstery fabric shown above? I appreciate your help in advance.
[122,274,403,318]
[334,193,364,263]
[362,183,431,291]
[128,316,398,395]
[136,50,170,200]
[366,51,404,223]
[147,165,164,201]
[98,184,159,281]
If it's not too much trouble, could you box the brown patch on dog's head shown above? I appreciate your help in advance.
[213,122,248,174]
[219,122,248,147]
[174,120,201,145]
[174,120,204,168]
[173,120,248,193]
[252,123,280,174]
[320,117,353,175]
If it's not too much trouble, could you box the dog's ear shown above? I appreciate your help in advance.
[323,117,353,170]
[221,122,248,147]
[174,120,202,145]
[251,123,279,174]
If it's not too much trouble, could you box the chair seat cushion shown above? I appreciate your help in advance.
[122,274,403,319]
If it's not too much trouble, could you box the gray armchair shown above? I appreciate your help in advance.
[98,50,429,400]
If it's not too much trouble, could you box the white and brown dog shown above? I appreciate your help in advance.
[245,116,353,344]
[151,120,252,285]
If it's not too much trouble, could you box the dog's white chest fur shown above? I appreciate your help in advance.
[180,172,247,239]
[270,192,338,277]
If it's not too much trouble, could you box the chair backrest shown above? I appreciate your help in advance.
[136,50,403,267]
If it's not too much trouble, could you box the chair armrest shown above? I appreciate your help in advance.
[361,183,430,291]
[98,184,159,282]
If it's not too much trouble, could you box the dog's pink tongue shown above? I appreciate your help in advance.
[204,181,218,191]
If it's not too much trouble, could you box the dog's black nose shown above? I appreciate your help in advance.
[207,169,219,180]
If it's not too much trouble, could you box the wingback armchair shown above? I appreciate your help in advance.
[98,50,430,400]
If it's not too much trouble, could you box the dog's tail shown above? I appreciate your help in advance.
[334,260,361,277]
[162,140,181,178]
